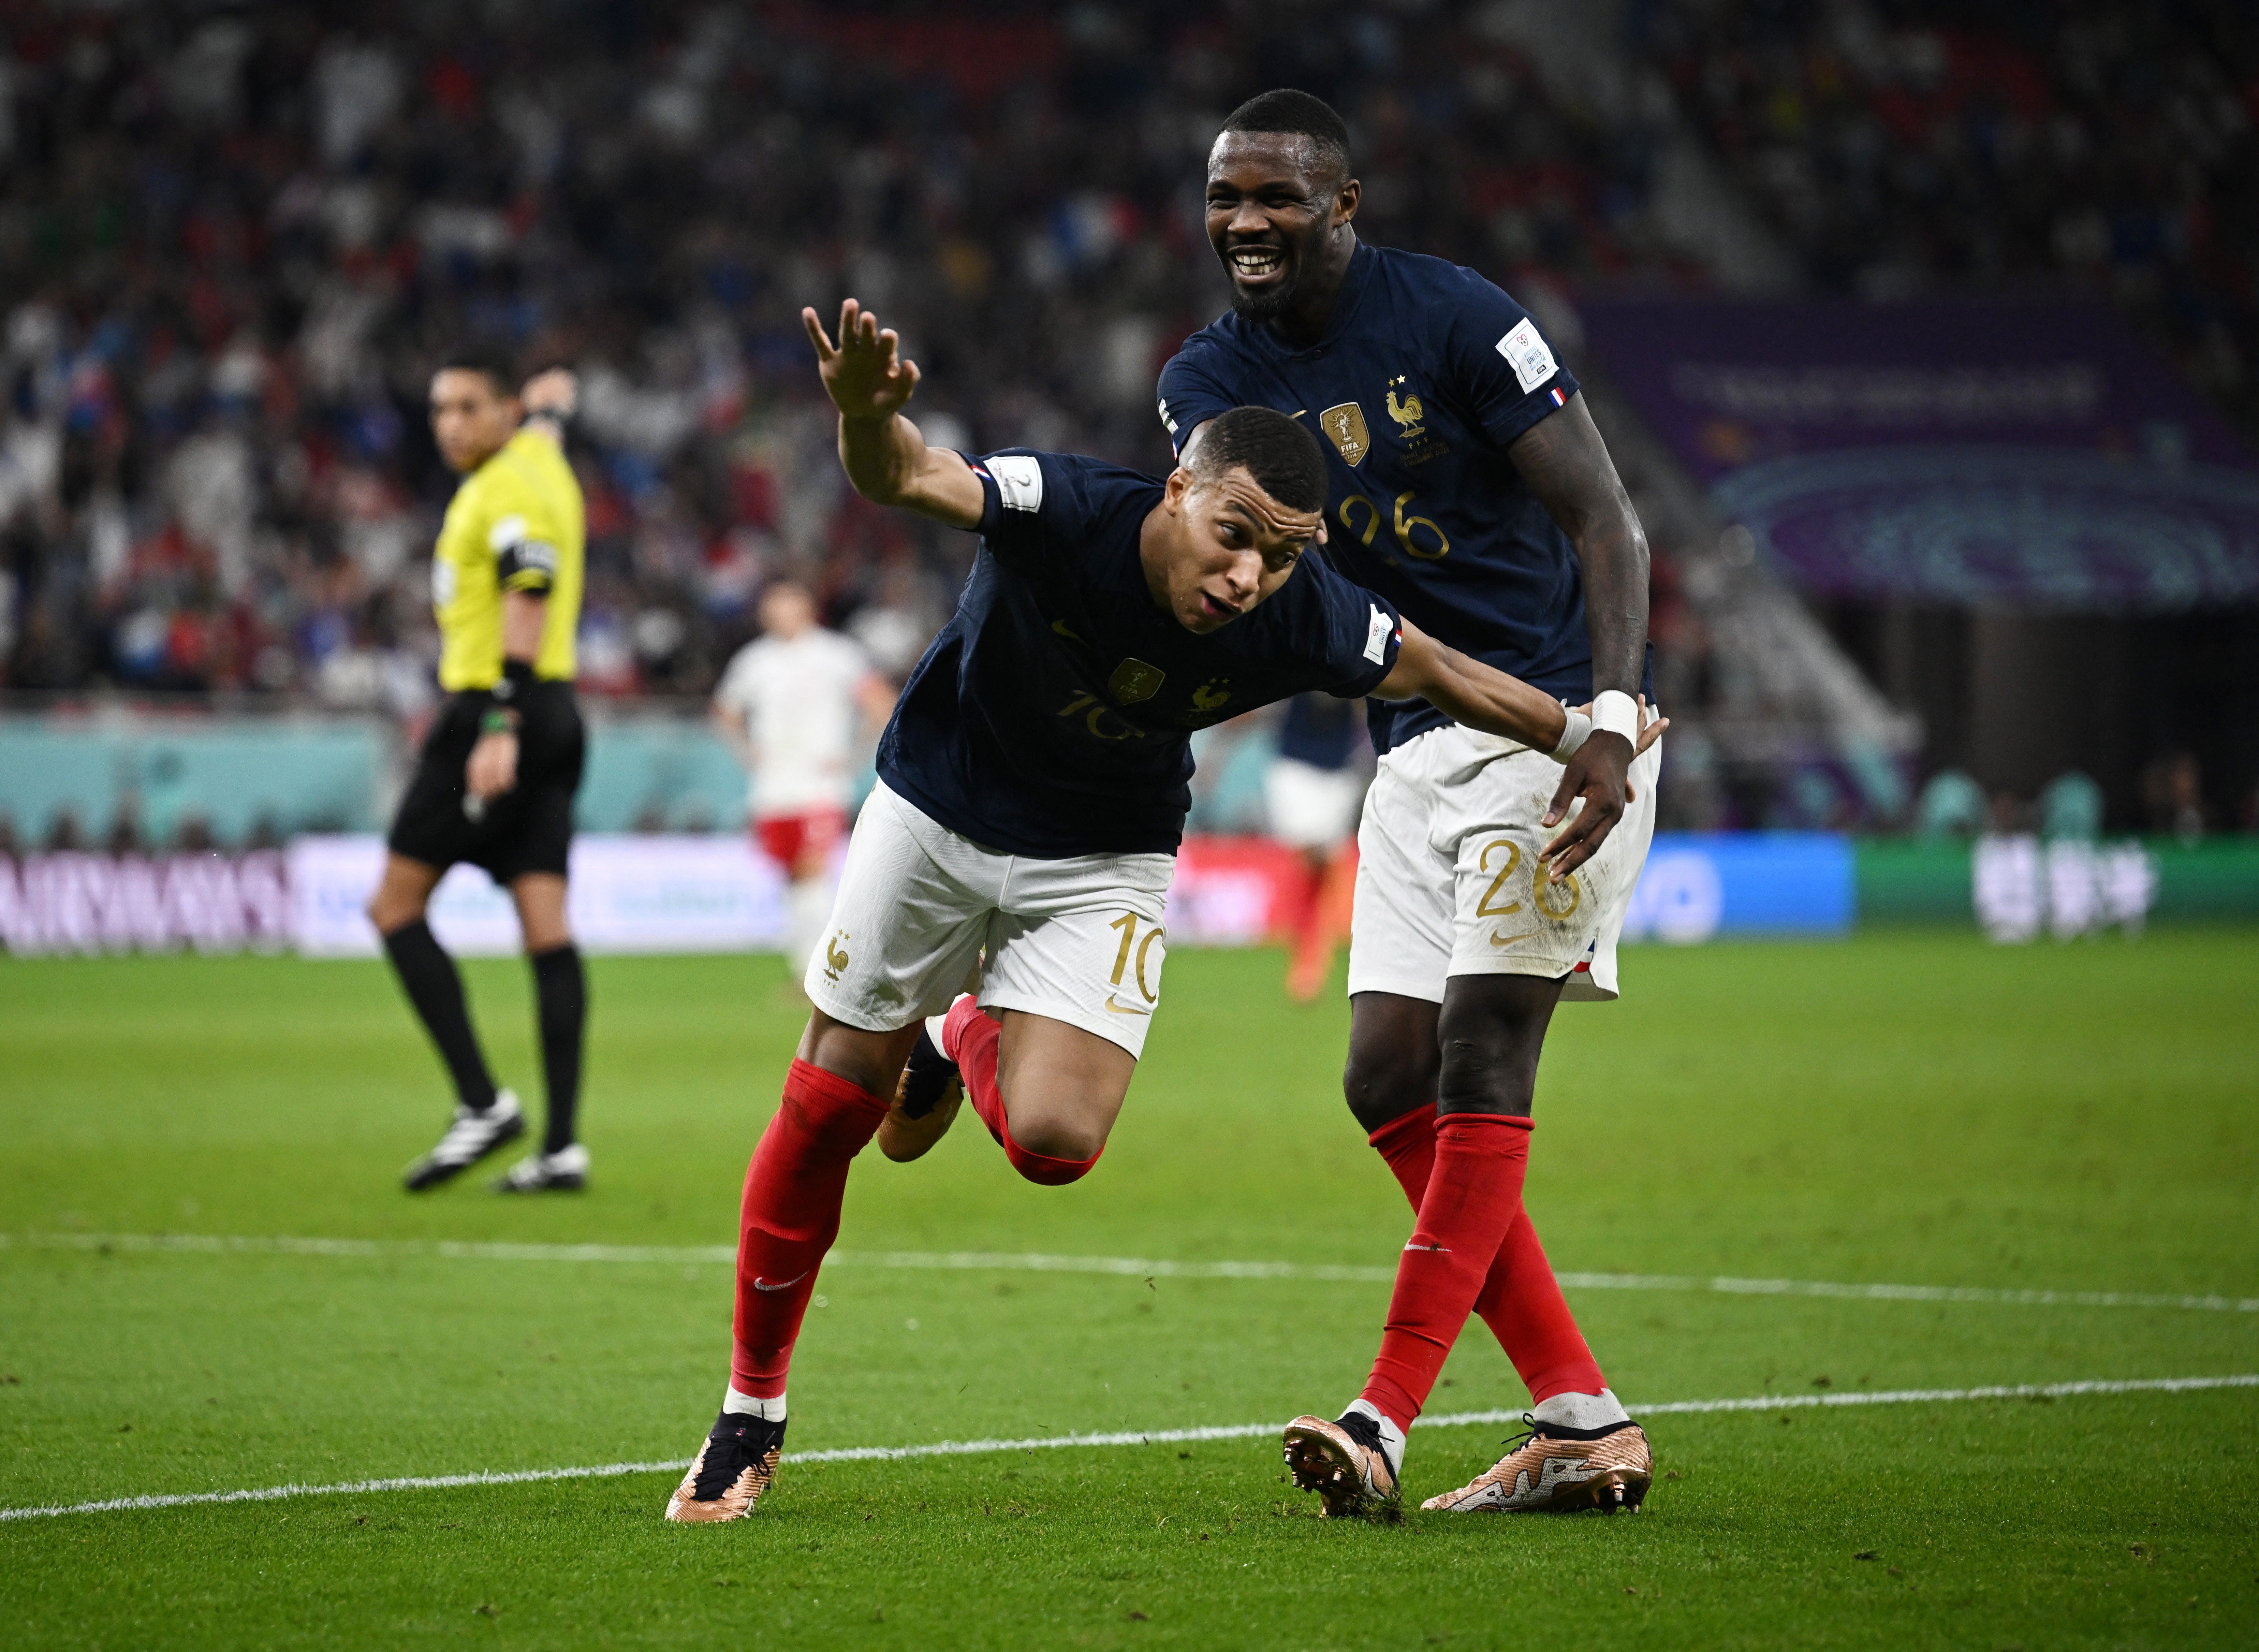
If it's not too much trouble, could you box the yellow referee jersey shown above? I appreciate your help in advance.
[431,427,585,691]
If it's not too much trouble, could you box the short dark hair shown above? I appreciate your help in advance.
[1189,406,1330,513]
[1218,89,1352,180]
[435,343,521,399]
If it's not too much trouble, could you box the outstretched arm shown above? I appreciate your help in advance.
[1373,621,1569,752]
[803,300,984,530]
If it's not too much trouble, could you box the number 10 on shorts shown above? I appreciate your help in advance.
[1106,912,1163,1013]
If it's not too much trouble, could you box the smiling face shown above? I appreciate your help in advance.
[1204,131,1359,334]
[428,368,520,475]
[1143,463,1325,634]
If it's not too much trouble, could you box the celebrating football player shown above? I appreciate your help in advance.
[661,299,1660,1522]
[1158,90,1663,1517]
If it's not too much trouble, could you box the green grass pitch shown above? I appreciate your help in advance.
[2,933,2254,1649]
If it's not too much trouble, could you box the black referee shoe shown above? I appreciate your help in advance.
[403,1090,525,1190]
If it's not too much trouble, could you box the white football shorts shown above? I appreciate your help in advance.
[805,780,1174,1058]
[1347,719,1661,1004]
[1264,756,1367,851]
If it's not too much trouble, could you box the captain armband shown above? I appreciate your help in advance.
[496,538,559,595]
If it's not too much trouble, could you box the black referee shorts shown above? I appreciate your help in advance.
[386,687,586,884]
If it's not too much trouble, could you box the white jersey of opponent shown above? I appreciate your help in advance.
[713,627,873,818]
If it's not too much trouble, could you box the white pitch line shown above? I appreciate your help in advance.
[6,1231,2255,1314]
[3,1373,2251,1524]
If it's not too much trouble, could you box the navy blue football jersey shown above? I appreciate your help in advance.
[1276,692,1364,772]
[876,450,1404,858]
[1159,243,1642,754]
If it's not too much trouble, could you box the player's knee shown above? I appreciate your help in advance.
[1002,1132,1101,1186]
[997,1092,1108,1177]
[366,890,417,936]
[1435,1036,1535,1116]
[1004,1112,1106,1167]
[1342,1043,1434,1135]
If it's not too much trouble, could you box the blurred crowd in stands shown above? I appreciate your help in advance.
[0,0,1672,720]
[0,1,2252,835]
[1647,0,2259,428]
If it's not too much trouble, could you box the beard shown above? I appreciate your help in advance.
[1228,269,1300,325]
[1221,222,1330,325]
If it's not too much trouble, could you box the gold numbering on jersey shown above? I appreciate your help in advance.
[1106,912,1162,1003]
[1057,690,1146,741]
[1339,491,1450,561]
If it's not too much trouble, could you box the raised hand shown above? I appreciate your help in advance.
[803,299,921,422]
[520,366,579,421]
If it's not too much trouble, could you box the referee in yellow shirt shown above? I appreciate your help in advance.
[367,347,591,1194]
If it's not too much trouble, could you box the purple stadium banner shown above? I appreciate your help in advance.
[1581,301,2259,609]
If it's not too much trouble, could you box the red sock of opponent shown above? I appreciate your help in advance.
[1367,1111,1606,1404]
[1360,1112,1534,1432]
[730,1059,891,1399]
[944,997,1101,1187]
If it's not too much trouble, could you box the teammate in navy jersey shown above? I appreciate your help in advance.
[1158,90,1663,1518]
[662,298,1661,1524]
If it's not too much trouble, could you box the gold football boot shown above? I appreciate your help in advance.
[1282,1410,1402,1519]
[663,1413,786,1523]
[1421,1417,1652,1515]
[877,1005,965,1162]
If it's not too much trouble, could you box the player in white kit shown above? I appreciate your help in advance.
[711,582,895,976]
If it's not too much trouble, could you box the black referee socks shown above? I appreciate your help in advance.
[381,919,500,1114]
[529,943,587,1155]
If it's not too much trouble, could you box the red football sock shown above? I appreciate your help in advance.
[949,998,1103,1187]
[1366,1111,1607,1405]
[730,1059,891,1398]
[1360,1112,1535,1432]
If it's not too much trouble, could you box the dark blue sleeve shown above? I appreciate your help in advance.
[1156,343,1238,457]
[969,450,1083,576]
[1278,558,1403,699]
[1438,268,1581,449]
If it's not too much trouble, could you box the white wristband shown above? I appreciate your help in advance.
[1591,689,1639,747]
[1549,706,1591,763]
